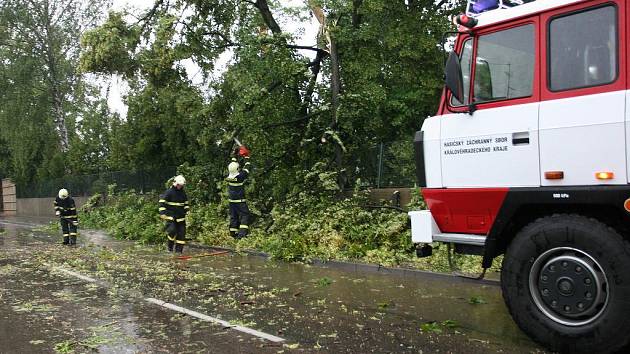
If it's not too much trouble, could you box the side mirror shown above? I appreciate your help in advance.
[445,51,464,103]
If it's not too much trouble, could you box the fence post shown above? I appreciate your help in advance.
[140,168,145,194]
[376,142,384,188]
[1,179,16,216]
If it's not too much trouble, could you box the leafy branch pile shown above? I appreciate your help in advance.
[79,177,499,274]
[80,187,416,264]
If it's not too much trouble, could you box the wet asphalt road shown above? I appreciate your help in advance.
[0,218,546,353]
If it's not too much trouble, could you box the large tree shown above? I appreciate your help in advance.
[0,0,111,184]
[78,0,459,200]
[4,0,111,151]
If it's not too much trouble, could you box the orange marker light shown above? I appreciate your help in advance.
[595,172,614,180]
[544,171,564,180]
[624,198,630,213]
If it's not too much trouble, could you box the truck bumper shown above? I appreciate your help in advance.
[408,210,440,243]
[408,210,487,246]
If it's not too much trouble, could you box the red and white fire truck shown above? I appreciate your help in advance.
[409,0,630,351]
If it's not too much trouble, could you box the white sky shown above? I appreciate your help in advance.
[105,0,319,117]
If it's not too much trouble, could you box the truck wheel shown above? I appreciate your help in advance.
[501,214,630,353]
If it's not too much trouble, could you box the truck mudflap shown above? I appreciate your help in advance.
[408,210,486,246]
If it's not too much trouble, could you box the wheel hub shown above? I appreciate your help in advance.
[556,277,574,296]
[529,247,609,326]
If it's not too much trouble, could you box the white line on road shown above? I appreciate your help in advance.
[55,267,98,283]
[0,220,41,228]
[144,298,285,342]
[53,267,286,343]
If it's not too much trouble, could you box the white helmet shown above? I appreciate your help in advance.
[228,161,239,179]
[173,175,186,187]
[58,189,69,199]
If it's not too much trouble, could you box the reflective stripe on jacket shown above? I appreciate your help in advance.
[54,196,78,220]
[159,186,189,222]
[226,157,251,202]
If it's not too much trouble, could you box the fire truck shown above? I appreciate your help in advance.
[409,0,630,351]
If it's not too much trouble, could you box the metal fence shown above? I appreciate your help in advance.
[351,141,416,188]
[16,141,416,198]
[16,167,178,198]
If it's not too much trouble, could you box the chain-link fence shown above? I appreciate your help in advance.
[351,141,416,188]
[16,140,415,198]
[16,167,178,198]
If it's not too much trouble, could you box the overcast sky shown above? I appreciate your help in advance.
[105,0,318,117]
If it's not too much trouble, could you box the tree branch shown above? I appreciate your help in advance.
[135,0,165,35]
[352,0,363,28]
[285,44,328,54]
[253,0,282,35]
[50,0,75,28]
[198,30,237,47]
[434,0,447,10]
[360,204,407,213]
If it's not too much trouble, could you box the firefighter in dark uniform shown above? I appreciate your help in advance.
[226,146,251,239]
[159,175,190,253]
[54,188,78,245]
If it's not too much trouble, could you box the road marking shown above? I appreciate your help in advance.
[56,268,98,283]
[0,220,41,228]
[144,298,285,342]
[53,267,285,343]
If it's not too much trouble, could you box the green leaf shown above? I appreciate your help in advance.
[420,322,442,334]
[469,295,487,305]
[441,319,459,329]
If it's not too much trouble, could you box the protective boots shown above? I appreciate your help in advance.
[63,235,77,246]
[167,241,183,253]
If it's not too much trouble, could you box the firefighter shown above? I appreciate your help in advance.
[54,188,78,245]
[226,146,251,239]
[159,175,190,253]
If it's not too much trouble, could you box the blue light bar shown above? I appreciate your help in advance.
[467,0,536,16]
[468,0,500,14]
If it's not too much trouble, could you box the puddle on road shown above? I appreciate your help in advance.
[175,254,536,352]
[0,221,546,353]
[1,257,276,354]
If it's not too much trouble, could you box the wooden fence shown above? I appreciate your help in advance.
[1,179,16,216]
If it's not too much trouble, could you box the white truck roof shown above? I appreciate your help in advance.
[470,0,584,27]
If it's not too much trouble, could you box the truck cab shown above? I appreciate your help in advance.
[410,0,630,352]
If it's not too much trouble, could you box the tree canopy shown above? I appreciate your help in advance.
[0,0,463,200]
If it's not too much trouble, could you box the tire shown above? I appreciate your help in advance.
[501,214,630,353]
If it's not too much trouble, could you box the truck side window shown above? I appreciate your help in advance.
[473,24,535,103]
[548,6,617,91]
[451,39,473,106]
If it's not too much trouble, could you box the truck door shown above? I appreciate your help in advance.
[539,0,627,186]
[441,17,541,188]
